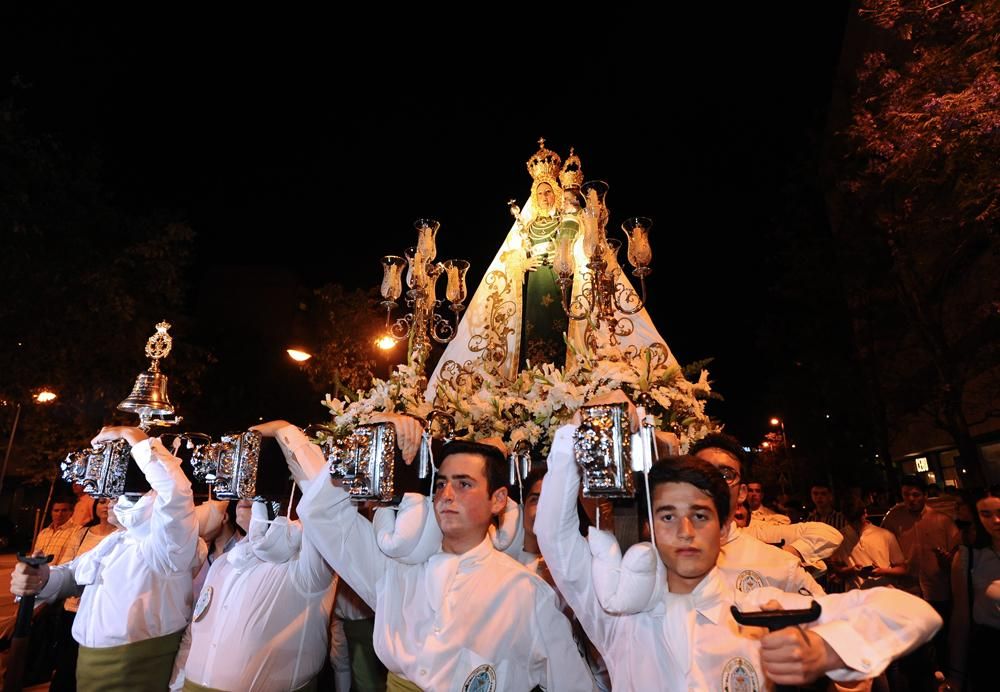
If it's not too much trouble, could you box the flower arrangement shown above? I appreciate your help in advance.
[321,341,716,456]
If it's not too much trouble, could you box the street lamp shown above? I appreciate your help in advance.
[1,391,59,497]
[286,349,313,363]
[769,416,790,451]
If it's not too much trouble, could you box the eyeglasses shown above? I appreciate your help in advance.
[714,466,741,487]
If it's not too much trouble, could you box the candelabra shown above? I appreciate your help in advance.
[379,219,470,369]
[553,180,654,346]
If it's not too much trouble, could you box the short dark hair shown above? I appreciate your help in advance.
[86,498,102,528]
[844,498,868,524]
[689,433,747,476]
[647,455,732,526]
[439,440,509,496]
[900,475,927,493]
[810,481,833,492]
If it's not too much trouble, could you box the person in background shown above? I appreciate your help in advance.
[746,481,790,525]
[51,497,120,691]
[946,486,1000,691]
[808,481,847,532]
[34,499,82,566]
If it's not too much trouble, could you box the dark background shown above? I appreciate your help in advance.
[1,4,855,447]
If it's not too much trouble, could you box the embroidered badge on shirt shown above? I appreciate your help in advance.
[722,656,760,691]
[193,585,213,622]
[735,569,765,593]
[462,664,496,692]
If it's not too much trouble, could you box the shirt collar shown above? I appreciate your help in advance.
[722,520,740,545]
[424,536,495,611]
[457,535,494,570]
[663,567,727,625]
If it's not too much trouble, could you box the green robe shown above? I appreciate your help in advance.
[521,216,576,368]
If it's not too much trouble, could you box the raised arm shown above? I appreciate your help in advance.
[745,519,843,564]
[274,423,391,610]
[534,424,614,651]
[267,423,337,595]
[90,426,197,575]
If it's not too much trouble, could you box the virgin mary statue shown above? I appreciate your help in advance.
[425,139,672,401]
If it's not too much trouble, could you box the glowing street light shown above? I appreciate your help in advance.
[2,390,59,496]
[286,349,312,362]
[769,416,793,458]
[375,335,398,351]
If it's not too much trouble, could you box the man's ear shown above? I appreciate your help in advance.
[491,487,509,515]
[737,483,748,505]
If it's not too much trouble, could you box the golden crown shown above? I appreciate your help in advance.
[526,137,562,182]
[559,147,584,190]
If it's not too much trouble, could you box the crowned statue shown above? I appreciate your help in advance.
[424,139,673,402]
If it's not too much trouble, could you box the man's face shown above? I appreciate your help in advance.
[433,453,506,543]
[901,486,926,514]
[746,482,764,510]
[522,479,543,540]
[811,487,834,513]
[732,505,749,527]
[652,481,723,594]
[50,503,73,528]
[694,447,745,516]
[235,499,253,532]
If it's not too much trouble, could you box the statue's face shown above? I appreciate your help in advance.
[563,189,581,212]
[536,183,556,212]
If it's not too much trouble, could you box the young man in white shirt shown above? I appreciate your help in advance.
[832,499,907,590]
[11,426,200,691]
[171,420,337,692]
[689,432,841,595]
[536,421,943,690]
[293,425,595,692]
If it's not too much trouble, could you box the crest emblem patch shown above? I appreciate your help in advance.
[462,663,496,692]
[193,585,213,622]
[735,569,765,593]
[722,656,760,692]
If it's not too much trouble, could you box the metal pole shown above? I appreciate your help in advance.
[0,402,23,498]
[35,475,57,548]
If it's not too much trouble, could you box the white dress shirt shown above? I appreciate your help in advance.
[835,523,906,590]
[536,424,943,691]
[751,505,791,525]
[176,527,336,691]
[38,437,199,648]
[744,517,844,567]
[294,424,596,692]
[722,522,827,595]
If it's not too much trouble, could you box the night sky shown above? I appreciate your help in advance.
[3,5,853,442]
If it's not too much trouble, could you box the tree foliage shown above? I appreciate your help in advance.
[830,0,1000,480]
[0,100,209,479]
